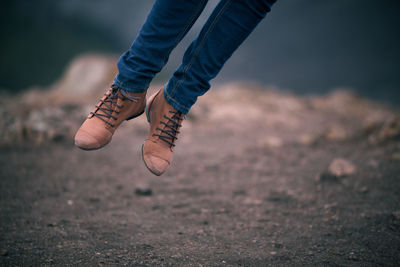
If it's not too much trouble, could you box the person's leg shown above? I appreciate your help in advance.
[114,0,209,93]
[164,0,277,114]
[75,0,209,150]
[143,0,277,175]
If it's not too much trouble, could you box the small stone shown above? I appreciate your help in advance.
[270,251,277,255]
[348,252,359,261]
[359,186,368,194]
[135,187,152,196]
[1,249,8,256]
[327,158,356,177]
[171,253,182,258]
[67,200,74,206]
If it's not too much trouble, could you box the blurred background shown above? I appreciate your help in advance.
[1,0,399,105]
[2,2,400,265]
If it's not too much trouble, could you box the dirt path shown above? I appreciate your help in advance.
[1,85,400,266]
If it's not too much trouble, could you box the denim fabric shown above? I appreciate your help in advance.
[114,0,276,114]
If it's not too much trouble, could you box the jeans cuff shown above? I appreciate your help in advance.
[113,76,148,93]
[163,87,190,114]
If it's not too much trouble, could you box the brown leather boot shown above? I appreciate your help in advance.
[142,89,185,176]
[75,84,146,150]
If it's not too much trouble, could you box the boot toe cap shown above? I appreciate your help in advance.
[143,154,170,176]
[74,130,102,150]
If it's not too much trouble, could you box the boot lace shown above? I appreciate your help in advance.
[153,110,185,147]
[90,84,140,127]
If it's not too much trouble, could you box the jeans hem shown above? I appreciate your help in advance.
[163,87,190,114]
[113,77,148,93]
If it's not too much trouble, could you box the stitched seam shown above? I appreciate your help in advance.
[169,0,233,98]
[164,89,189,113]
[114,78,148,92]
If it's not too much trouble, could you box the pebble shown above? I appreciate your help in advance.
[359,186,368,194]
[348,252,359,261]
[328,158,356,177]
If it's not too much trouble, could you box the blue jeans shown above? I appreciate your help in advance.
[114,0,276,114]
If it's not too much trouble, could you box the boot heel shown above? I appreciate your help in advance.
[145,90,160,123]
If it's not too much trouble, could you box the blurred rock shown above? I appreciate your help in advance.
[328,158,357,177]
[318,158,357,183]
[366,116,400,144]
[22,54,118,108]
[310,90,370,117]
[0,104,87,146]
[0,54,117,146]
